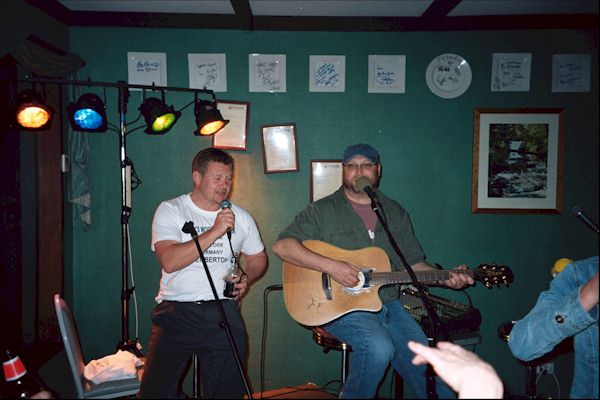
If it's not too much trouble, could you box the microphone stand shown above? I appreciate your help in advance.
[181,221,253,399]
[367,195,442,399]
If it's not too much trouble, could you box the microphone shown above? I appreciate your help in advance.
[571,206,599,234]
[181,221,198,239]
[220,200,233,240]
[551,258,572,277]
[356,176,379,204]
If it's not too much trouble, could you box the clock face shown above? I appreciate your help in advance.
[426,54,472,98]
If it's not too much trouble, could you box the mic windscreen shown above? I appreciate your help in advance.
[221,200,232,209]
[356,176,372,193]
[571,206,582,216]
[551,258,572,277]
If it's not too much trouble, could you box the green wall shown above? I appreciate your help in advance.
[67,27,598,397]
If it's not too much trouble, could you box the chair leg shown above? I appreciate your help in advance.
[341,347,348,384]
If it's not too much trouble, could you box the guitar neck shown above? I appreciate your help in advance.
[371,269,474,285]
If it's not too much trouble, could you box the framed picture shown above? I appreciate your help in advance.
[249,54,286,92]
[261,123,299,173]
[127,52,167,90]
[491,53,532,92]
[309,55,346,92]
[368,55,406,93]
[472,108,565,214]
[310,160,343,202]
[188,53,227,92]
[212,100,249,150]
[552,54,591,93]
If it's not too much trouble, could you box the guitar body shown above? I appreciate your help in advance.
[282,240,513,327]
[283,240,391,326]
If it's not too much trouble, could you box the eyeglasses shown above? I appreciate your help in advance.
[343,162,377,171]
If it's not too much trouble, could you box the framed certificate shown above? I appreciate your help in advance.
[212,100,249,150]
[310,160,342,202]
[261,124,298,174]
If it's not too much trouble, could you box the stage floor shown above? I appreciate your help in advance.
[248,382,338,399]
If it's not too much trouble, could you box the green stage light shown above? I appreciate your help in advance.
[139,96,180,135]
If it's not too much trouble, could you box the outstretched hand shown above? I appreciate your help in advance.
[408,340,503,399]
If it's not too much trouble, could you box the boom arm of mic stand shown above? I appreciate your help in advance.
[368,198,441,399]
[182,222,253,399]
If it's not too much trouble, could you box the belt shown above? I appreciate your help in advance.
[193,300,217,304]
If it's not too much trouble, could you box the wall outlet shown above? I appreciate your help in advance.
[536,362,554,375]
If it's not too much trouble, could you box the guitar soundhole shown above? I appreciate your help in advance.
[344,269,371,293]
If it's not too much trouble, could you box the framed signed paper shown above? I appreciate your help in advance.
[472,108,564,214]
[551,54,591,93]
[309,55,346,92]
[261,124,298,173]
[311,160,342,202]
[212,101,249,150]
[127,52,167,89]
[188,53,227,92]
[368,55,406,93]
[491,53,532,92]
[249,54,286,93]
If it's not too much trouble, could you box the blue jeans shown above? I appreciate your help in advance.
[326,300,456,399]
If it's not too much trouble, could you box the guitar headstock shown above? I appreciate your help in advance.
[474,264,514,288]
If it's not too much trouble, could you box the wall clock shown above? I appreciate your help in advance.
[425,53,472,99]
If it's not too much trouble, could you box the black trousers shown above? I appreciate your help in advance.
[139,300,247,399]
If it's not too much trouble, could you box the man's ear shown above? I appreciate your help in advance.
[192,170,202,185]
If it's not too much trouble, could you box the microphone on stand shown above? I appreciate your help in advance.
[356,176,380,204]
[181,221,198,239]
[551,258,572,277]
[571,206,599,234]
[221,200,234,240]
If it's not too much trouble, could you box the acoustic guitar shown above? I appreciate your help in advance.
[282,240,513,326]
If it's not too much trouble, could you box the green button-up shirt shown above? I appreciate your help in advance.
[277,187,426,303]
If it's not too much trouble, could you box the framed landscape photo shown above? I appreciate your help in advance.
[212,100,249,150]
[261,123,299,173]
[310,160,342,202]
[472,108,565,214]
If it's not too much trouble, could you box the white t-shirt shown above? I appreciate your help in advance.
[151,194,265,302]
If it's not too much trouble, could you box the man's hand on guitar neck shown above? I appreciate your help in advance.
[412,262,475,290]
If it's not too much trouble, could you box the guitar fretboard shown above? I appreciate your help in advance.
[369,270,475,285]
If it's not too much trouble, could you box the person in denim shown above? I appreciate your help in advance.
[273,143,474,398]
[508,256,598,399]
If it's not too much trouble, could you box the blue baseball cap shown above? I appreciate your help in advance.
[342,143,380,164]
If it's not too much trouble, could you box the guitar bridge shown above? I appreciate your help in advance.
[322,273,332,300]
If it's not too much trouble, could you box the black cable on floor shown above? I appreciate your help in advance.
[260,284,283,399]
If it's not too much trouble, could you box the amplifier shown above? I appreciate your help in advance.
[399,288,481,340]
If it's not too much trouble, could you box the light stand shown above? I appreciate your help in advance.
[5,76,226,357]
[116,80,140,354]
[365,194,442,399]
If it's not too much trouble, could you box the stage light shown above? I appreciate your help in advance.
[194,99,229,136]
[68,93,108,132]
[139,95,180,135]
[13,89,53,130]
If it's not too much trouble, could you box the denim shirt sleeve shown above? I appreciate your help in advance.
[508,258,599,361]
